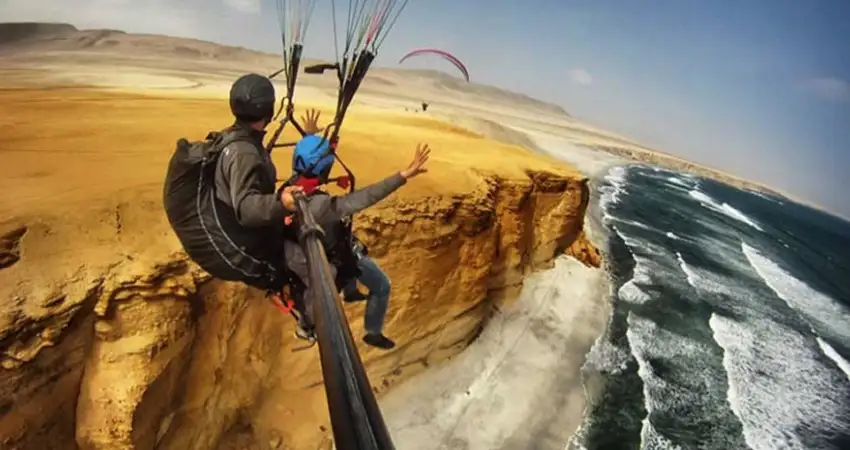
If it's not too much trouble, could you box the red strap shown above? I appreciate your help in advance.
[335,175,350,190]
[294,176,320,194]
[271,295,295,313]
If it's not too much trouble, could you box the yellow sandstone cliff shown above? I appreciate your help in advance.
[0,88,599,450]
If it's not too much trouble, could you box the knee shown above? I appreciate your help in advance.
[375,273,391,296]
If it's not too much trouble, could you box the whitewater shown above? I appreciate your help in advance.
[572,163,850,450]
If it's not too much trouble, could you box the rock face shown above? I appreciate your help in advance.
[0,155,596,450]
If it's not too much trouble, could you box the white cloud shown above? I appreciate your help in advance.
[799,77,850,102]
[568,68,593,86]
[223,0,260,14]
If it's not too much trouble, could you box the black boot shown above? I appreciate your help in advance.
[363,333,395,350]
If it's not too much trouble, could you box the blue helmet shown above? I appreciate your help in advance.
[292,134,335,178]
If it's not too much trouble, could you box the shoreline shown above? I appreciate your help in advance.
[379,254,612,449]
[378,128,618,449]
[565,164,623,450]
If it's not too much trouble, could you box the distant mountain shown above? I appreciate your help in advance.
[0,22,77,44]
[0,22,569,117]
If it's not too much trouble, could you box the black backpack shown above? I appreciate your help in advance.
[162,130,282,288]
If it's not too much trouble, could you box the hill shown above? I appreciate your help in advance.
[0,22,569,117]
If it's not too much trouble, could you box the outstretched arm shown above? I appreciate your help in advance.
[330,173,408,218]
[323,143,431,220]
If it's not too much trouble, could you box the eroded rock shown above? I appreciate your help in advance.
[1,169,597,450]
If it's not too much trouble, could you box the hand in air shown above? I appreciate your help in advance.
[401,143,431,180]
[280,185,303,211]
[301,108,325,135]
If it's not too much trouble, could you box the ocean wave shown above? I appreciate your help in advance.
[618,280,652,305]
[667,176,692,190]
[640,418,683,450]
[688,189,764,232]
[675,251,735,297]
[616,227,670,258]
[626,313,718,449]
[617,225,677,295]
[610,226,655,307]
[583,335,631,375]
[609,216,655,233]
[710,313,850,450]
[816,338,850,382]
[599,166,628,217]
[748,189,779,203]
[741,242,850,342]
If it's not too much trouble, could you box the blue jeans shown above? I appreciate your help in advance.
[342,255,390,335]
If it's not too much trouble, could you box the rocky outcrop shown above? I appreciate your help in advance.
[0,22,77,46]
[0,167,596,450]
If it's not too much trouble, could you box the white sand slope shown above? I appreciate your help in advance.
[380,257,610,450]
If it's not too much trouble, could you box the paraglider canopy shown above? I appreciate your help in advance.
[398,48,469,82]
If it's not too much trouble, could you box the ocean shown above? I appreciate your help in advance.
[570,164,850,450]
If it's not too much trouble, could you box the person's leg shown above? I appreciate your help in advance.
[289,279,316,340]
[284,247,316,341]
[356,256,394,349]
[341,276,368,302]
[276,275,317,342]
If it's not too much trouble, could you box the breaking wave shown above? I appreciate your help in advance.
[575,164,850,450]
[688,189,764,231]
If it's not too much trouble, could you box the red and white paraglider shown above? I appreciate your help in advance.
[398,48,470,82]
[398,48,469,112]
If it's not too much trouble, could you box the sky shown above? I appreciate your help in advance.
[3,0,850,218]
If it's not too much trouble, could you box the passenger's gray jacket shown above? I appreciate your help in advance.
[284,173,407,312]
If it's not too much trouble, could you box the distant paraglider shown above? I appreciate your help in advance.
[398,48,470,82]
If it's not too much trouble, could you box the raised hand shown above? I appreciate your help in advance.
[400,143,431,180]
[301,108,325,135]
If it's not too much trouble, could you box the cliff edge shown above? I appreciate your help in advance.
[0,87,599,449]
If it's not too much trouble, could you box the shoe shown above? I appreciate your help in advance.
[363,333,395,350]
[343,290,368,303]
[295,321,316,342]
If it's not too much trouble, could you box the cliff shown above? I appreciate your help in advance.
[0,87,598,449]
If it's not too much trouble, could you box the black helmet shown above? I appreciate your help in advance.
[229,73,276,122]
